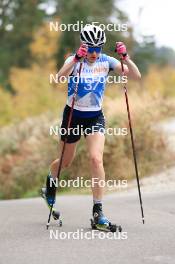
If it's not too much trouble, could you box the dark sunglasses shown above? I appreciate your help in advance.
[88,47,102,53]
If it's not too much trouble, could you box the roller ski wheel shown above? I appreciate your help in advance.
[91,203,122,233]
[90,218,122,233]
[52,210,62,227]
[41,187,62,226]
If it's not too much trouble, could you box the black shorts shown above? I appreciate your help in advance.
[60,105,105,143]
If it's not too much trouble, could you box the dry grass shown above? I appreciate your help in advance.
[0,91,175,199]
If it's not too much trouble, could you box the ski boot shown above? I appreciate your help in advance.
[41,175,62,227]
[90,203,122,233]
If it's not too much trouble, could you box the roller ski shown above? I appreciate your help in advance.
[90,203,122,233]
[41,175,62,227]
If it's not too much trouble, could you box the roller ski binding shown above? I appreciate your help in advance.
[90,203,122,233]
[41,175,62,227]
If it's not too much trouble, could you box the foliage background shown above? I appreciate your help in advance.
[0,0,175,199]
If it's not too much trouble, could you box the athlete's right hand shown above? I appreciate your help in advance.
[74,44,88,62]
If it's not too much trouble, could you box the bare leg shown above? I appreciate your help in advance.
[85,132,105,201]
[50,140,78,178]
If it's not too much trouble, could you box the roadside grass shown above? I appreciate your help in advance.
[0,90,175,199]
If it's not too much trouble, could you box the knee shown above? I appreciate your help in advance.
[89,154,103,169]
[50,159,59,172]
[63,158,73,168]
[50,158,72,171]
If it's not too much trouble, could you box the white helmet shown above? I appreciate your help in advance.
[80,24,106,47]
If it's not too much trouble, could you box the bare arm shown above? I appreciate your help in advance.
[57,44,88,81]
[115,57,141,80]
[57,57,76,81]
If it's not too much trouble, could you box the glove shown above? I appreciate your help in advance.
[74,44,88,62]
[115,42,129,60]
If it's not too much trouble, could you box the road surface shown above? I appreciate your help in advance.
[0,189,175,264]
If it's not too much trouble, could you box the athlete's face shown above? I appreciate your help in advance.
[87,51,99,62]
[86,46,102,63]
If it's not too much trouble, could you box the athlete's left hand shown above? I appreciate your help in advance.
[115,42,129,60]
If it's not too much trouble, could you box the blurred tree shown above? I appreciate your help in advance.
[52,0,133,66]
[0,21,64,126]
[133,36,175,74]
[0,86,13,125]
[0,0,46,90]
[0,0,174,92]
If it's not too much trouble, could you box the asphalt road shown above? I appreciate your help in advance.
[0,189,175,264]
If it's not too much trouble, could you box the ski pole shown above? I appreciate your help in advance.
[120,58,145,224]
[46,61,83,229]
